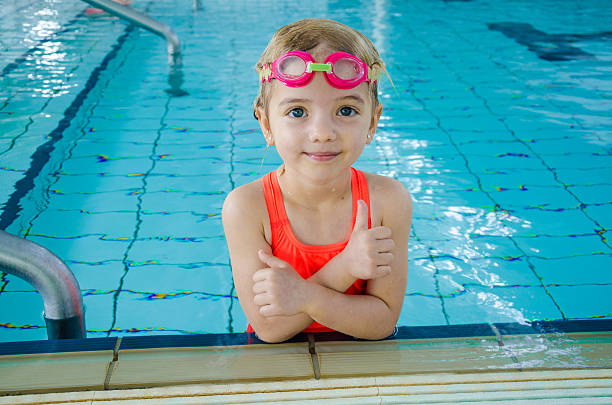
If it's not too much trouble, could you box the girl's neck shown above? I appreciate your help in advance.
[276,164,352,209]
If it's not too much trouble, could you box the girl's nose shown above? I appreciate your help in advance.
[309,114,337,143]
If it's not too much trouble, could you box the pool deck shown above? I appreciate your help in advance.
[1,321,611,403]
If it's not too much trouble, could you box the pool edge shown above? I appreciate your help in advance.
[0,320,611,400]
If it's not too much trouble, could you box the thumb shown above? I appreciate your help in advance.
[353,200,369,233]
[258,249,288,269]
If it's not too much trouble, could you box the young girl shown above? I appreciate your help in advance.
[222,18,412,343]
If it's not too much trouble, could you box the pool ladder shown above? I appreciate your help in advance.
[81,0,187,96]
[0,3,186,341]
[0,231,85,339]
[81,0,181,66]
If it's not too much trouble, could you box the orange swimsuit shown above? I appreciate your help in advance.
[247,167,370,334]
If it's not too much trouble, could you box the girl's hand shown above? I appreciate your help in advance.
[252,250,309,317]
[340,200,395,280]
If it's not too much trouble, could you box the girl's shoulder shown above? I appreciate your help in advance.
[222,177,267,217]
[221,176,272,244]
[363,171,411,201]
[221,175,270,263]
[362,171,413,222]
[222,177,268,225]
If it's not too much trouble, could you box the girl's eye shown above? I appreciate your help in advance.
[339,106,356,117]
[289,108,305,118]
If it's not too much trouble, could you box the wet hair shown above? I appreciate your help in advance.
[253,18,386,118]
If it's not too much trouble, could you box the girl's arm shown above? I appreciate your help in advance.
[306,179,412,339]
[306,199,395,291]
[224,177,412,342]
[222,183,315,342]
[250,178,412,341]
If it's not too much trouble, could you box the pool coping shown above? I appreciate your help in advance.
[1,318,610,356]
[3,369,612,404]
[1,319,611,398]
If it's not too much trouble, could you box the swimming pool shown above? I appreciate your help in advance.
[1,0,611,343]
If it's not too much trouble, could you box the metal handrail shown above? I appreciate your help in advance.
[81,0,182,66]
[0,230,85,339]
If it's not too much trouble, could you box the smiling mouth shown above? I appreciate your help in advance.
[304,152,340,162]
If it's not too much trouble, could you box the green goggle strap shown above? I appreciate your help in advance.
[306,62,332,73]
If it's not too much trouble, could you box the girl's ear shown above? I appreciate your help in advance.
[255,107,274,145]
[367,104,383,144]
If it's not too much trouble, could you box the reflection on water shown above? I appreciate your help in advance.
[1,0,610,342]
[502,333,591,369]
[166,65,188,97]
[29,19,61,40]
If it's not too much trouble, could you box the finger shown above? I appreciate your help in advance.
[374,265,392,277]
[252,269,270,282]
[370,226,392,239]
[257,249,274,266]
[253,292,272,306]
[376,252,394,265]
[260,304,277,317]
[252,281,267,294]
[258,249,289,269]
[353,200,369,232]
[376,238,395,253]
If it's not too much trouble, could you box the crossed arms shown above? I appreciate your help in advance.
[222,177,412,343]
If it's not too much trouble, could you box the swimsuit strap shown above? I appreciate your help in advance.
[263,168,371,248]
[350,167,372,229]
[262,171,287,248]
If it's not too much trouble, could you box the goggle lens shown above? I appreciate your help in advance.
[277,55,307,79]
[332,57,363,81]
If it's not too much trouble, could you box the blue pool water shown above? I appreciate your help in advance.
[1,0,611,343]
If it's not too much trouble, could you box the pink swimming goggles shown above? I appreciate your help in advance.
[259,51,379,89]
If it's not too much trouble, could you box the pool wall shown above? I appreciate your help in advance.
[1,321,611,402]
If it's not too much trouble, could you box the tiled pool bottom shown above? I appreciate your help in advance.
[2,0,611,343]
[1,320,611,403]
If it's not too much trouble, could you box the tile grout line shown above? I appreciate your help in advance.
[490,323,522,370]
[490,323,503,346]
[104,337,122,390]
[0,22,136,232]
[307,334,321,380]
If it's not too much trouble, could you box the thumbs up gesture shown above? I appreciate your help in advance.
[252,250,308,317]
[341,200,395,279]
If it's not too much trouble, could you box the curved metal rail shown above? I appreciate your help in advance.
[0,230,85,339]
[81,0,182,66]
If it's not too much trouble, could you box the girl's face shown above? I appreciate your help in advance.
[257,45,383,184]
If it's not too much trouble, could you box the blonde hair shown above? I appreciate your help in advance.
[254,18,386,117]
